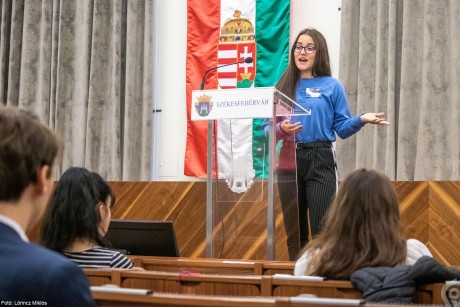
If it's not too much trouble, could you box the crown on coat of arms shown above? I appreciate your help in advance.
[197,94,212,102]
[220,10,255,43]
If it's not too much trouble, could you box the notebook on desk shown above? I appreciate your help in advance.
[104,219,179,257]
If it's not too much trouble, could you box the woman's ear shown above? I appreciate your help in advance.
[98,203,111,237]
[99,203,107,219]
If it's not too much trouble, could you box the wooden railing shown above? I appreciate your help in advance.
[129,256,295,275]
[92,289,433,306]
[84,267,448,305]
[92,291,288,306]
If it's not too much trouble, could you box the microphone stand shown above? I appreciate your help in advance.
[200,58,253,90]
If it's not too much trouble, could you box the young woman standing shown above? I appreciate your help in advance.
[266,28,390,260]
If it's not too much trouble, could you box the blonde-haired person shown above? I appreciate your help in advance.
[294,168,432,279]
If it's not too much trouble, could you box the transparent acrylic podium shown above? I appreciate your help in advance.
[191,87,310,260]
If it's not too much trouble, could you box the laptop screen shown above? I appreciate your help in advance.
[104,219,179,257]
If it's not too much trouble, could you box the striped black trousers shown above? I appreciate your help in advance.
[277,143,337,260]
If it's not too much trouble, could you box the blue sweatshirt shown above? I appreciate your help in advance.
[264,76,365,142]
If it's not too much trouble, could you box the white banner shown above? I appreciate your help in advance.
[191,87,274,120]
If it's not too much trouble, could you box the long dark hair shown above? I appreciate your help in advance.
[300,168,407,279]
[276,28,332,100]
[40,167,114,252]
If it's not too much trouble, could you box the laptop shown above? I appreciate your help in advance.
[104,219,179,257]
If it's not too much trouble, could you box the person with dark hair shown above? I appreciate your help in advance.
[40,167,133,269]
[294,168,432,279]
[0,106,95,305]
[264,28,390,260]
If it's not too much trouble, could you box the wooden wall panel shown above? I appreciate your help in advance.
[27,180,459,265]
[428,181,460,265]
[396,181,430,243]
[109,181,208,258]
[106,181,458,264]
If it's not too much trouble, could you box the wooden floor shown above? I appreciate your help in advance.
[28,180,460,264]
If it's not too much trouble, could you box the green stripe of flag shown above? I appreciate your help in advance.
[253,0,290,178]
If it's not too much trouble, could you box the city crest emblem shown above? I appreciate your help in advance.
[218,10,256,89]
[194,94,213,117]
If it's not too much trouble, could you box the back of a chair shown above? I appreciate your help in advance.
[269,276,361,299]
[84,268,118,286]
[261,261,295,275]
[119,270,268,297]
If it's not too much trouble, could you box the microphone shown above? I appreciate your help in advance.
[200,57,253,90]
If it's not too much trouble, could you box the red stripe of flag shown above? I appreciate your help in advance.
[218,58,238,65]
[218,43,237,50]
[217,72,237,78]
[185,0,221,177]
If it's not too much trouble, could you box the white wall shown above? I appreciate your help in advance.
[151,0,188,180]
[152,0,342,180]
[290,0,342,77]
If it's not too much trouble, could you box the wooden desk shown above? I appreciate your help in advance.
[129,256,295,276]
[92,291,290,307]
[130,256,263,275]
[92,289,434,307]
[84,268,448,305]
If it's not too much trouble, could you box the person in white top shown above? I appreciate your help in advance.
[294,168,432,279]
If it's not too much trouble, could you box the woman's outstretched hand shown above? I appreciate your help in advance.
[360,112,390,126]
[280,119,303,134]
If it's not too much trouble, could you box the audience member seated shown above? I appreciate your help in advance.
[0,106,95,305]
[40,167,134,269]
[294,168,432,279]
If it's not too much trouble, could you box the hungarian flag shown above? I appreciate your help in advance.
[185,0,290,183]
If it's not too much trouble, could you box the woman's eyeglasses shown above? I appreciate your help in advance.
[294,45,316,54]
